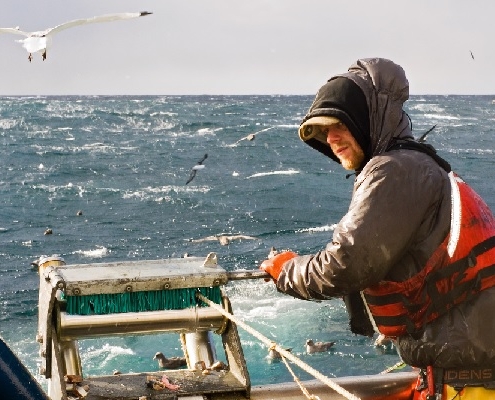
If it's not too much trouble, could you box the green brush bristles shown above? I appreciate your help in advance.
[64,287,222,315]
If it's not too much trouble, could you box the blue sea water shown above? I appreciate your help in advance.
[0,95,494,392]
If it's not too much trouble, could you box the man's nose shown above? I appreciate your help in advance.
[326,129,341,144]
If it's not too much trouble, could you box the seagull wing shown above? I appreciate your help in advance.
[252,126,275,136]
[0,27,30,37]
[229,235,257,240]
[232,126,275,145]
[189,236,217,243]
[417,124,437,143]
[185,169,197,185]
[43,11,152,36]
[198,153,208,164]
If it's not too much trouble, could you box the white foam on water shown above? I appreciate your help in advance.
[296,224,336,233]
[73,246,109,258]
[246,169,299,179]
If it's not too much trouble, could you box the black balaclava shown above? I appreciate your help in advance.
[300,77,370,167]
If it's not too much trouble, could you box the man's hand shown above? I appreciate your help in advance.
[259,251,298,282]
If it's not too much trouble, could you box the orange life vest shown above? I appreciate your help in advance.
[363,172,495,338]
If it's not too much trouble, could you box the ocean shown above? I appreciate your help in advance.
[0,94,494,391]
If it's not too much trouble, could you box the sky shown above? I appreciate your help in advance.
[1,0,494,95]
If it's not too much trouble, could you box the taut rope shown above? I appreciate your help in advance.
[279,351,321,400]
[196,292,361,400]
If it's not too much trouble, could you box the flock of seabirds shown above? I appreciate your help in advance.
[30,127,392,371]
[4,8,467,372]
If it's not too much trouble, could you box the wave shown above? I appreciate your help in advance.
[123,185,209,201]
[246,170,299,179]
[407,103,445,113]
[421,113,460,120]
[72,246,109,258]
[296,224,336,233]
[81,343,135,368]
[447,148,495,155]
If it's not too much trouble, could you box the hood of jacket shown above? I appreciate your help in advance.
[300,58,413,169]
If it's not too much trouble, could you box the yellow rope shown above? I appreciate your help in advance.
[196,292,361,400]
[380,361,406,374]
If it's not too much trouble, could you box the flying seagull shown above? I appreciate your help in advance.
[229,126,275,147]
[470,50,475,60]
[185,153,208,184]
[188,234,258,246]
[0,11,152,62]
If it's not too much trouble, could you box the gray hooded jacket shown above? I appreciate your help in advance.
[277,58,495,368]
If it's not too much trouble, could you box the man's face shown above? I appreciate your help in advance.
[323,122,365,170]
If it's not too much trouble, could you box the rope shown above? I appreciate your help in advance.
[279,351,320,400]
[380,361,406,374]
[196,292,361,400]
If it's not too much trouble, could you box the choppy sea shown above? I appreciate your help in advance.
[1,95,494,392]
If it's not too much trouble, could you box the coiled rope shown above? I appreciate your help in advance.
[196,292,361,400]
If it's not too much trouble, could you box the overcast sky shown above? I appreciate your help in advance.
[1,0,493,95]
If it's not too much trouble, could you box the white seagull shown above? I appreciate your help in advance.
[228,126,275,147]
[0,11,152,62]
[186,153,208,185]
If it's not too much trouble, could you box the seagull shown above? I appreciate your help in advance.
[267,347,292,360]
[216,234,258,246]
[153,352,187,369]
[470,50,475,60]
[186,153,208,184]
[188,234,258,246]
[0,11,152,62]
[229,126,275,146]
[305,339,335,354]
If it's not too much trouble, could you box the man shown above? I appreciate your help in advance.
[260,58,495,399]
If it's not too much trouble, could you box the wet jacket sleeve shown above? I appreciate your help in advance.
[276,152,447,300]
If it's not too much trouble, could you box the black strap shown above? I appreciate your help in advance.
[343,292,375,337]
[387,139,451,173]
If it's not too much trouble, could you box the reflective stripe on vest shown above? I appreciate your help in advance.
[363,172,495,338]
